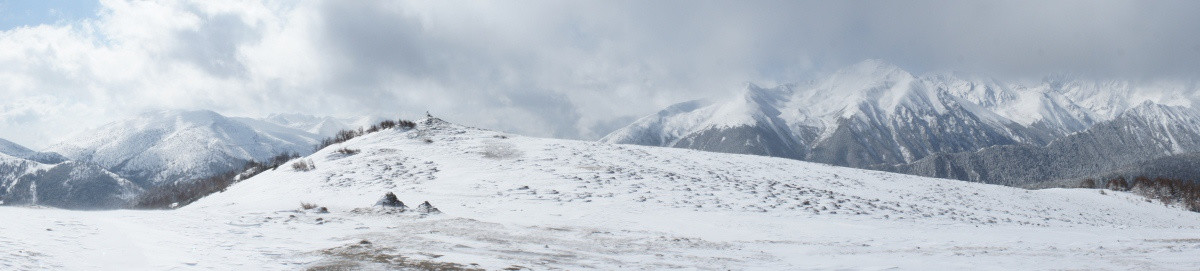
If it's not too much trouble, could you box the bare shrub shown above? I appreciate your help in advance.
[314,119,418,151]
[398,120,416,130]
[1123,175,1200,212]
[292,159,315,171]
[379,120,397,129]
[1105,177,1129,191]
[1079,178,1097,188]
[482,142,522,159]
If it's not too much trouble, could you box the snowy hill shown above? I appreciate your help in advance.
[0,138,66,164]
[49,109,321,187]
[0,152,44,190]
[44,118,1172,269]
[197,118,1200,226]
[604,60,1200,185]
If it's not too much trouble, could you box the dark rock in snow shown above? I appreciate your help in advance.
[417,201,441,214]
[375,192,407,209]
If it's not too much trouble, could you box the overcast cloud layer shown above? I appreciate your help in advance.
[2,0,1199,148]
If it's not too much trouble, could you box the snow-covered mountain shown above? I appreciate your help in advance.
[604,60,1200,185]
[2,110,391,209]
[890,102,1200,185]
[601,87,808,159]
[49,109,321,187]
[0,140,140,209]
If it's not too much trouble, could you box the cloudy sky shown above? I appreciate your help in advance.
[1,0,1199,148]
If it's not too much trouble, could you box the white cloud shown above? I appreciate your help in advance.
[0,0,1198,149]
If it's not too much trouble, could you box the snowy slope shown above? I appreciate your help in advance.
[49,109,320,187]
[198,118,1199,226]
[0,138,66,164]
[0,152,43,186]
[17,118,1155,269]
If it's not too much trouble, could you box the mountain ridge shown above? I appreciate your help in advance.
[887,102,1200,185]
[0,138,66,164]
[604,60,1200,186]
[49,109,321,187]
[0,140,141,209]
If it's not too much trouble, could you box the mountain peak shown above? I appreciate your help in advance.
[738,83,792,106]
[50,109,320,186]
[122,109,231,132]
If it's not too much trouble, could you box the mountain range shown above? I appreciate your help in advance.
[0,146,140,209]
[0,110,385,209]
[603,60,1200,186]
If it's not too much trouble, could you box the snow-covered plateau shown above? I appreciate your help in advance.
[2,119,1198,270]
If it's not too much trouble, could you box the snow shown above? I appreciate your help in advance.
[0,138,37,159]
[3,119,1199,270]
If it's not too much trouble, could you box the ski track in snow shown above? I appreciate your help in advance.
[2,120,1200,270]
